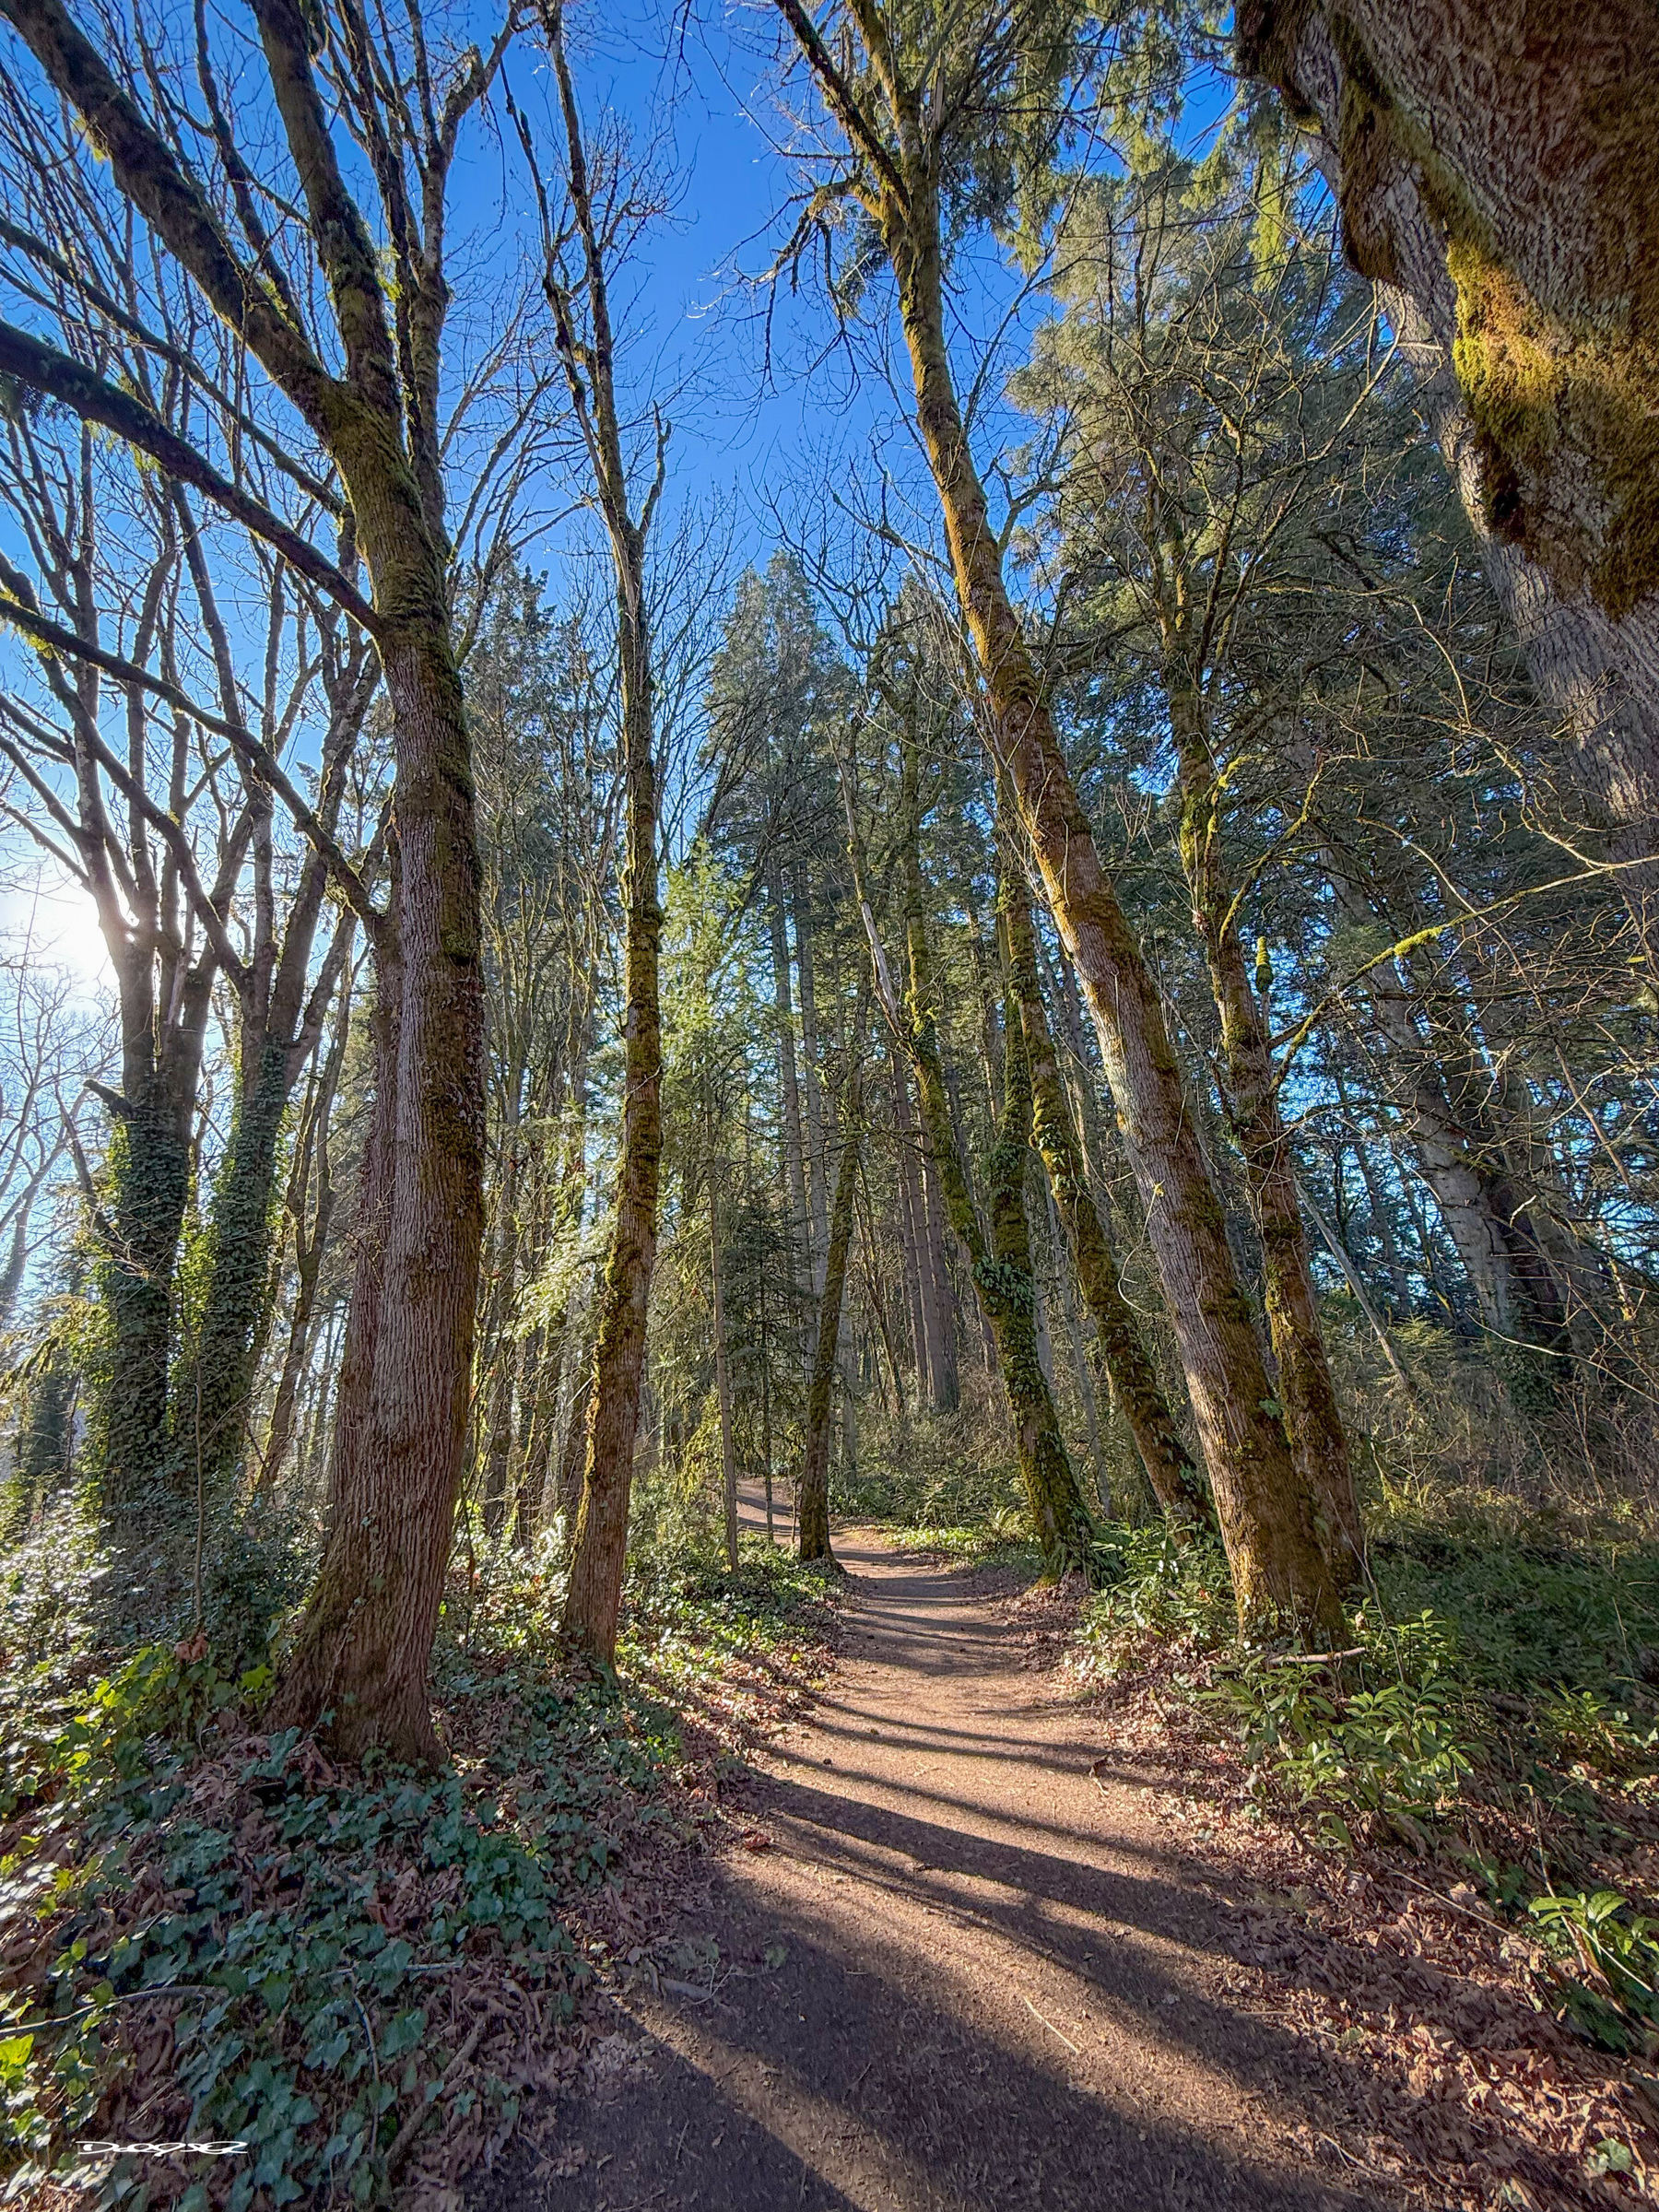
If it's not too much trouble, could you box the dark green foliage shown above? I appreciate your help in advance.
[0,1506,840,2206]
[183,1044,291,1502]
[92,1114,192,1507]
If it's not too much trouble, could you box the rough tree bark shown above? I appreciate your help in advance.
[1001,845,1207,1525]
[1238,0,1659,953]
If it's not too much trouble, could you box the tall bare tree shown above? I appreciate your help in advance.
[0,0,518,1753]
[517,0,672,1662]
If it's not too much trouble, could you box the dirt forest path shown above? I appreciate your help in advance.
[484,1498,1371,2211]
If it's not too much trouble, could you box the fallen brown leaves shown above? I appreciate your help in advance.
[1069,1628,1658,2210]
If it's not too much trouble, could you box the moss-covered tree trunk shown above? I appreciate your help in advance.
[892,1053,957,1410]
[1165,677,1362,1581]
[99,1094,194,1505]
[1239,0,1659,959]
[767,856,813,1332]
[894,748,1093,1573]
[273,605,484,1759]
[1001,850,1206,1526]
[188,1038,288,1492]
[710,1162,740,1572]
[877,183,1348,1634]
[93,914,216,1506]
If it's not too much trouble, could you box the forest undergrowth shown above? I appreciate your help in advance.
[0,1512,841,2210]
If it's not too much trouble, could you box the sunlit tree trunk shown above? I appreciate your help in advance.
[880,192,1348,1631]
[1002,853,1207,1525]
[1163,669,1362,1576]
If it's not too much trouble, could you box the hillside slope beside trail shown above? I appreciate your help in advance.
[477,1501,1376,2212]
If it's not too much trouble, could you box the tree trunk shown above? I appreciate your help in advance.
[98,1097,192,1505]
[1045,1180,1105,1491]
[710,1164,739,1572]
[768,859,813,1327]
[882,192,1349,1634]
[187,1038,289,1499]
[543,0,666,1665]
[273,606,486,1759]
[1166,677,1362,1578]
[793,867,831,1288]
[1004,857,1207,1525]
[800,1015,865,1564]
[476,1112,524,1544]
[1241,1,1659,958]
[562,581,661,1660]
[858,1178,909,1422]
[895,756,1093,1571]
[891,1056,941,1401]
[256,1019,345,1496]
[93,924,216,1505]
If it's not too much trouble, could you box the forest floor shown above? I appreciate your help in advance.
[472,1484,1658,2212]
[476,1500,1414,2212]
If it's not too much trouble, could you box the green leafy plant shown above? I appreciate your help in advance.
[1528,1888,1659,2053]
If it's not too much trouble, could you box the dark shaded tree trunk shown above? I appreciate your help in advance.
[710,1164,739,1572]
[793,866,830,1288]
[892,1056,944,1405]
[768,858,813,1325]
[799,1003,867,1565]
